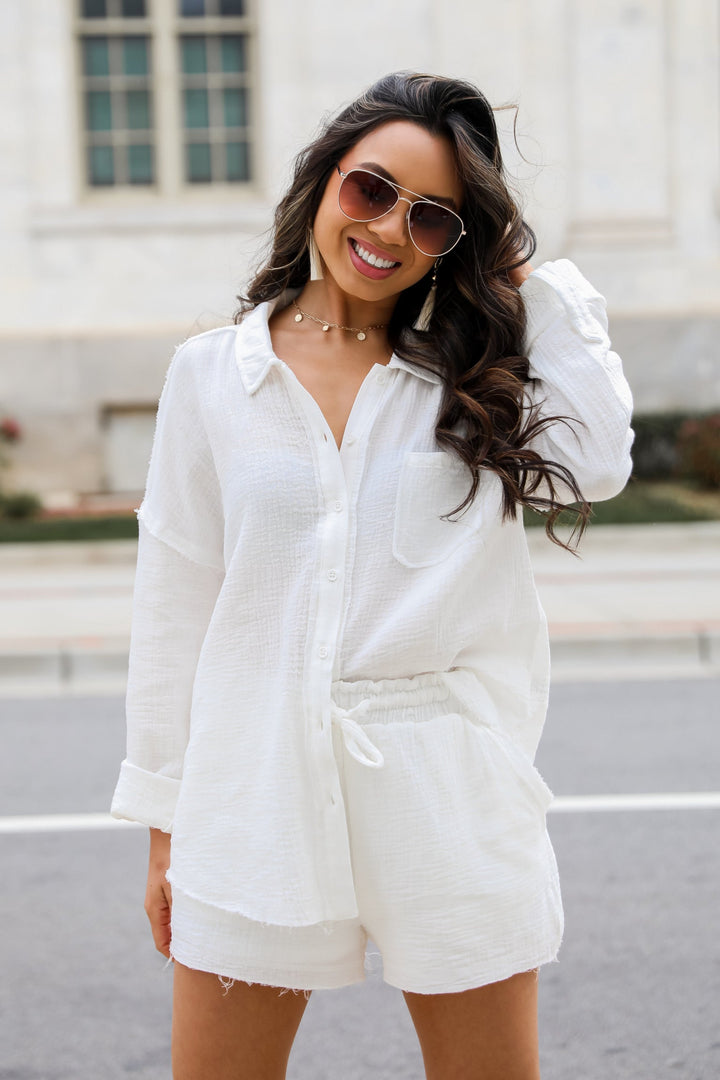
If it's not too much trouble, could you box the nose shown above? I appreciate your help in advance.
[367,196,412,250]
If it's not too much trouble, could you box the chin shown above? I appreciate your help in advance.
[333,269,408,303]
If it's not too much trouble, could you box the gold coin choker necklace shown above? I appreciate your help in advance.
[292,299,387,342]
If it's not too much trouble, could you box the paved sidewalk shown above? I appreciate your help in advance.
[0,522,718,694]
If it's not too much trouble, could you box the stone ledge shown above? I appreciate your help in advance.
[1,632,718,696]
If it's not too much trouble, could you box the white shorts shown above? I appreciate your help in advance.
[170,671,563,994]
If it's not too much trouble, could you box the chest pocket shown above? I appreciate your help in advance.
[393,451,497,569]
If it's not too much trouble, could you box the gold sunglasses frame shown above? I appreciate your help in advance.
[336,166,466,258]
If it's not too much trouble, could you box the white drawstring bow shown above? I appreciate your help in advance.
[330,699,384,769]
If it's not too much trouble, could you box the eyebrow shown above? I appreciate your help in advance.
[355,161,459,210]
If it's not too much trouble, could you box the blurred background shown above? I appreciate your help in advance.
[0,5,719,1080]
[0,0,719,525]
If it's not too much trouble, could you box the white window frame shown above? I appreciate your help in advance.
[74,0,257,200]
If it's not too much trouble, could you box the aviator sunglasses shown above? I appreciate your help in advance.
[336,165,466,258]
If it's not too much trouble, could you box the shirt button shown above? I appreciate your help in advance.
[334,500,343,512]
[327,569,337,581]
[344,434,355,445]
[377,372,388,385]
[318,646,329,659]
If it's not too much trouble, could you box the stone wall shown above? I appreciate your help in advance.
[1,0,718,497]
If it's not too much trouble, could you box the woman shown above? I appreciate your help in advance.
[112,72,633,1079]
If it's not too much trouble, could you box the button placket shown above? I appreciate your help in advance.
[303,421,352,815]
[281,362,397,912]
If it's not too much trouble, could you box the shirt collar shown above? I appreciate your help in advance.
[386,353,443,384]
[234,292,293,395]
[235,293,444,393]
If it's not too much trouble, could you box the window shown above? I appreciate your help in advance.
[180,29,250,183]
[76,0,254,190]
[102,405,157,492]
[79,1,154,186]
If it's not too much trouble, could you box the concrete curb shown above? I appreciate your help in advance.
[2,525,718,693]
[0,640,130,696]
[1,630,718,696]
[0,539,138,566]
[550,629,720,669]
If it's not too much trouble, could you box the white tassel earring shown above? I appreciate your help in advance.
[308,233,324,281]
[413,259,440,331]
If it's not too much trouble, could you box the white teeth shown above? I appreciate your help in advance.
[352,240,397,270]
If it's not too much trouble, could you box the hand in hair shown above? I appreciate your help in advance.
[508,260,534,287]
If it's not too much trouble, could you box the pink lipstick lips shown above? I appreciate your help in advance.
[347,237,401,280]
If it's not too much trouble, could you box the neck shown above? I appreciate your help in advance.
[296,280,397,330]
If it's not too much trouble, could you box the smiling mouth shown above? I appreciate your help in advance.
[350,239,401,270]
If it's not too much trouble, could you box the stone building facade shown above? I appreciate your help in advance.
[1,0,718,500]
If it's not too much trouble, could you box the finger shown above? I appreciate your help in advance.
[145,883,172,957]
[147,900,172,958]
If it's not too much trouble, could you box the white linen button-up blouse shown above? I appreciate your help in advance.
[111,259,633,927]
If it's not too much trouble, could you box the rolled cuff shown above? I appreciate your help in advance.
[110,759,181,833]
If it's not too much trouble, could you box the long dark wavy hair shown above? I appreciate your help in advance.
[237,72,589,548]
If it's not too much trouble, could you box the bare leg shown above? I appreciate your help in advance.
[172,962,312,1080]
[403,969,541,1080]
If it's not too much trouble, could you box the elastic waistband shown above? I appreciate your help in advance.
[331,671,451,711]
[328,669,499,771]
[329,672,454,770]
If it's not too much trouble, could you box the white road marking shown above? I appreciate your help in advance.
[0,813,143,834]
[0,793,719,834]
[550,792,720,812]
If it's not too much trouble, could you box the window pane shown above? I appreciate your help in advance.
[86,91,113,131]
[187,143,212,182]
[223,87,246,128]
[83,37,109,77]
[88,145,114,185]
[184,88,209,128]
[221,35,246,72]
[180,0,205,14]
[128,144,153,183]
[82,0,107,16]
[126,89,151,129]
[121,0,146,14]
[226,141,249,181]
[181,36,206,74]
[123,37,148,75]
[220,0,244,13]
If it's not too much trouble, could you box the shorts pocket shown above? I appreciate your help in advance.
[482,726,555,814]
[392,451,494,568]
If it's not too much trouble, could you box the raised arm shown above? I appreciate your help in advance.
[518,259,634,503]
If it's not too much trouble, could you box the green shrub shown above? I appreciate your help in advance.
[676,414,720,489]
[0,513,139,543]
[0,490,43,520]
[630,414,686,479]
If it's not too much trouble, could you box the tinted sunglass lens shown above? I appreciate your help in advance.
[339,170,397,221]
[409,202,463,257]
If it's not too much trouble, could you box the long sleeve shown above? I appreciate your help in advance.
[110,339,226,831]
[110,524,224,831]
[519,259,634,502]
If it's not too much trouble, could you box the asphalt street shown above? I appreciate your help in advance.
[1,677,718,1080]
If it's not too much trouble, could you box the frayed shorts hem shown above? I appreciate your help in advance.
[382,945,561,995]
[169,949,367,994]
[170,884,562,995]
[170,887,368,991]
[169,941,560,996]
